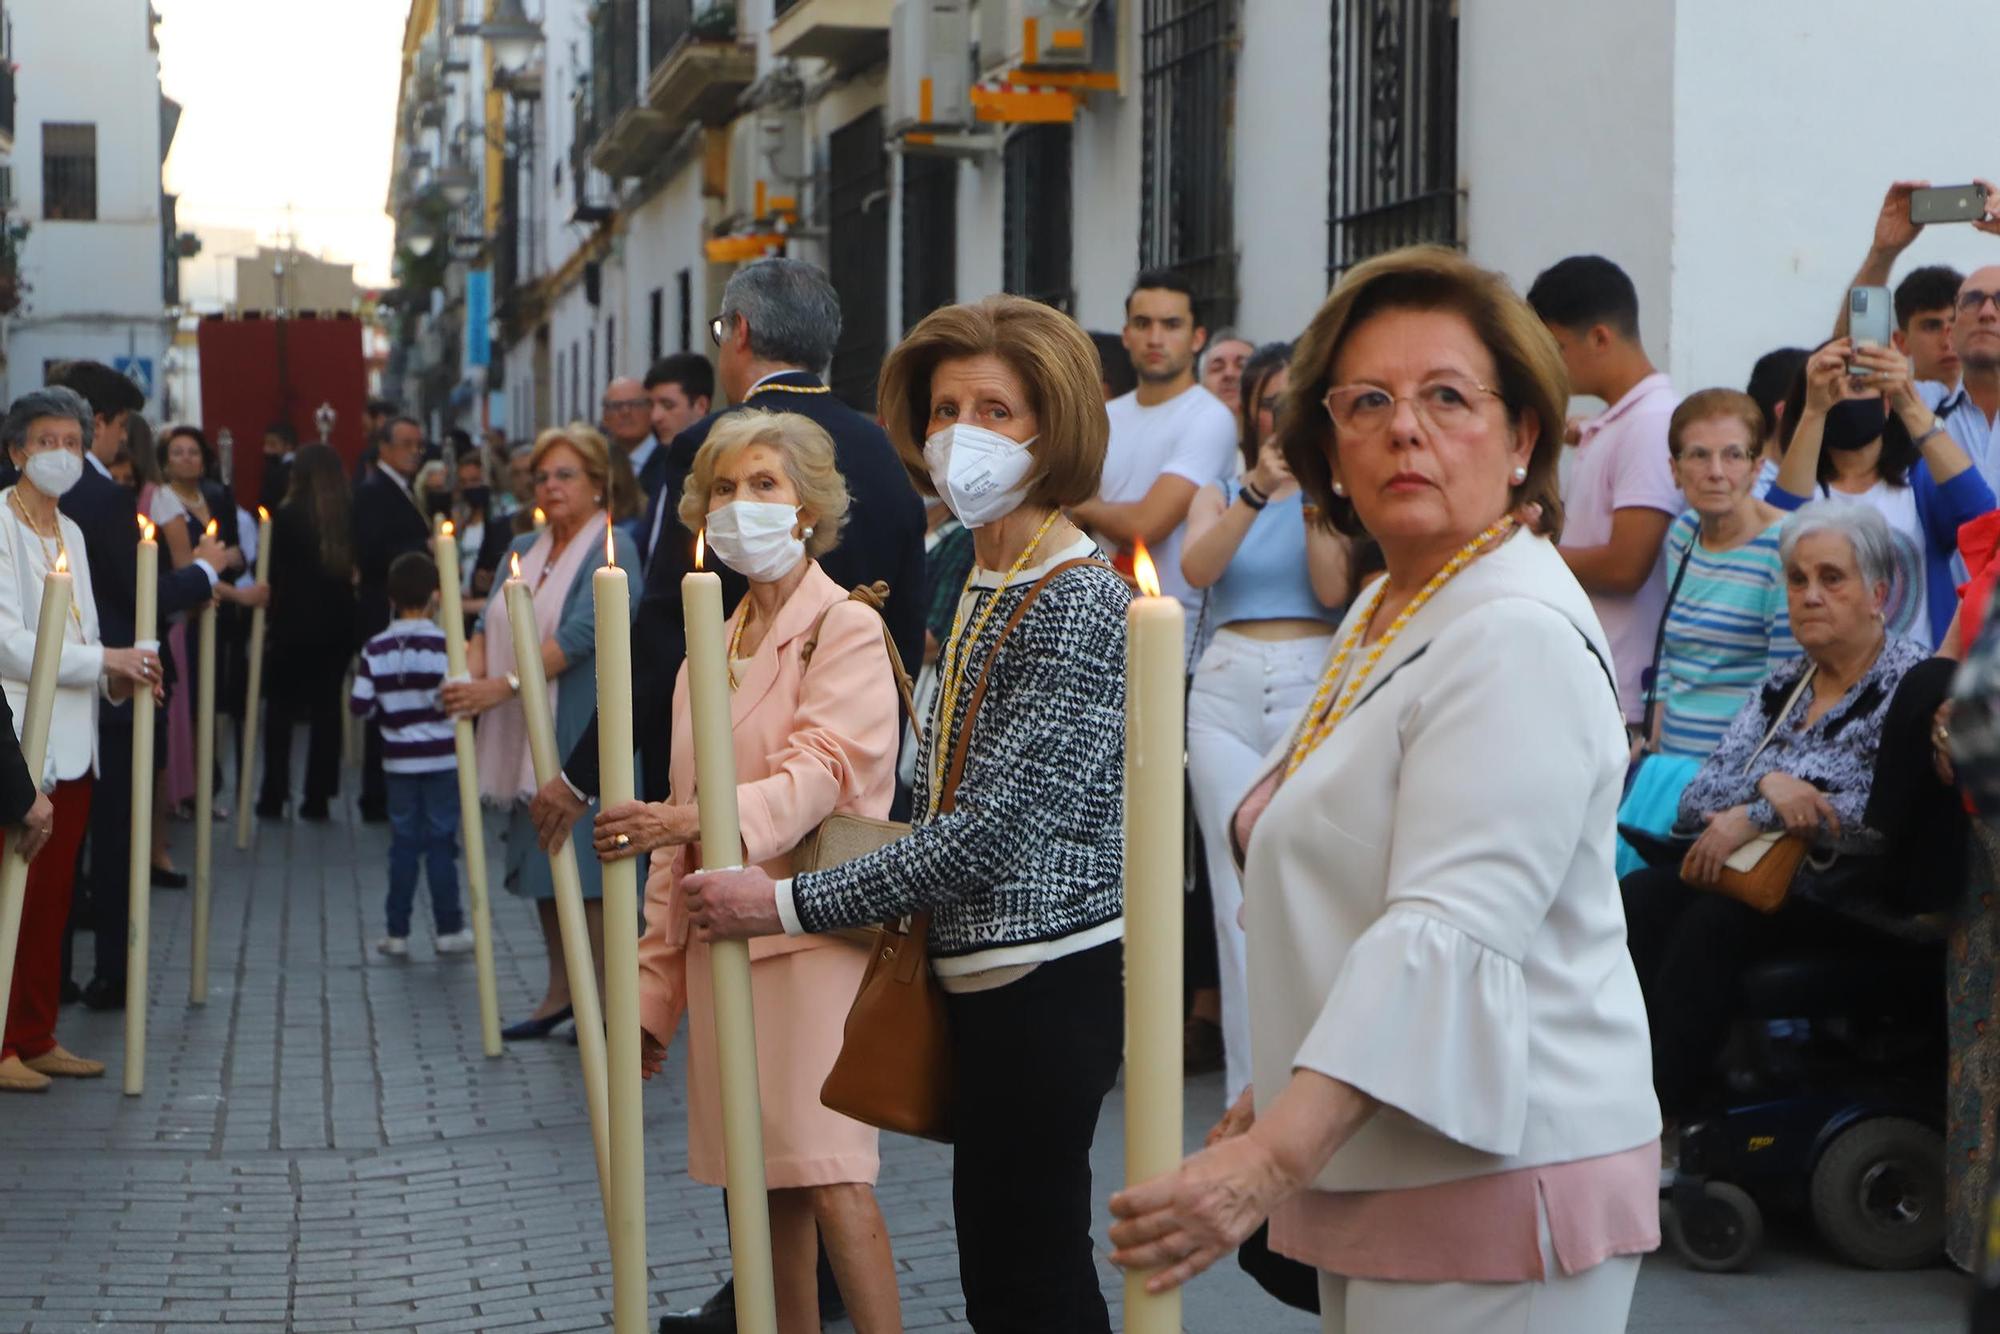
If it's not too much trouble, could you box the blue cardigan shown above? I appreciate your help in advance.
[1766,462,1994,646]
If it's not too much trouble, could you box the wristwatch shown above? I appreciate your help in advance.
[1912,419,1948,449]
[505,672,521,695]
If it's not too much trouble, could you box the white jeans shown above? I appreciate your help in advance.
[1317,1204,1641,1334]
[1186,628,1333,1102]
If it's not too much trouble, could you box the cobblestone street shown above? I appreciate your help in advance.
[0,804,1977,1332]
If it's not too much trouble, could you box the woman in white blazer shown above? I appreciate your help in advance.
[0,387,158,1093]
[1111,249,1661,1333]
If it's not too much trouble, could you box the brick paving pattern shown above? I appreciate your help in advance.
[0,800,1975,1331]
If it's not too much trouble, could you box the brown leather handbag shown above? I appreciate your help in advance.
[818,557,1114,1142]
[1680,666,1820,914]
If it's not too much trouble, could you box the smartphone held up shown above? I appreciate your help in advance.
[1910,184,1992,226]
[1848,286,1892,378]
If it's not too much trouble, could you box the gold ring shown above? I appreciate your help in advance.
[614,833,630,848]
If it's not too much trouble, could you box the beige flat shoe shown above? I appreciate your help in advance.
[0,1054,51,1091]
[24,1045,104,1078]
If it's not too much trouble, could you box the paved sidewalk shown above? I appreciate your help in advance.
[0,802,1974,1331]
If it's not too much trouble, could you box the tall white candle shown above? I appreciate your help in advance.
[0,549,72,1043]
[234,506,273,850]
[434,522,501,1058]
[593,526,646,1332]
[505,565,613,1219]
[125,518,159,1094]
[190,520,220,1005]
[1123,542,1185,1334]
[681,542,778,1334]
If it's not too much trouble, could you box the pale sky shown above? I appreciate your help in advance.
[157,0,409,289]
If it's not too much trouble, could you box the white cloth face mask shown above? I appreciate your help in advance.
[23,449,83,498]
[704,500,806,583]
[923,424,1038,528]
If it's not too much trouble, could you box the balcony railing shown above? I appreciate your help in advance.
[645,0,753,134]
[0,55,15,144]
[594,0,640,134]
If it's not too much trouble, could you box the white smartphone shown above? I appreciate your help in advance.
[1849,286,1892,376]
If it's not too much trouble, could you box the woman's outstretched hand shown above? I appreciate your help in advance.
[1109,1133,1299,1295]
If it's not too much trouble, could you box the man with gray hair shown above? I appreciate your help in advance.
[526,257,924,1331]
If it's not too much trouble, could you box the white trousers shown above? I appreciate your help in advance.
[1186,629,1332,1102]
[1316,1202,1642,1334]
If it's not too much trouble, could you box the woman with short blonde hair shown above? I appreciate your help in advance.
[681,296,1134,1331]
[678,410,851,557]
[442,421,642,1039]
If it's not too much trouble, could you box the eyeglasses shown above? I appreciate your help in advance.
[1677,444,1756,469]
[1960,290,2000,314]
[709,314,730,346]
[1321,374,1502,437]
[532,466,584,486]
[603,398,650,413]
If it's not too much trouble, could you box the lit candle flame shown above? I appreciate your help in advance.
[137,515,155,542]
[694,530,706,571]
[604,521,616,568]
[1132,541,1162,598]
[204,518,219,538]
[533,506,546,527]
[509,551,523,581]
[441,519,455,538]
[54,549,67,575]
[257,505,269,522]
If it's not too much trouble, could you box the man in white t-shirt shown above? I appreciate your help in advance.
[1070,271,1239,633]
[1529,255,1682,727]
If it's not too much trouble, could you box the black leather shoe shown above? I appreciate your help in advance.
[500,1005,574,1041]
[80,976,126,1011]
[60,979,81,1006]
[254,798,285,819]
[358,803,389,824]
[299,799,330,822]
[658,1279,733,1333]
[150,865,188,890]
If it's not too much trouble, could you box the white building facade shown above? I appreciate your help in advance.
[397,0,2000,436]
[5,0,176,412]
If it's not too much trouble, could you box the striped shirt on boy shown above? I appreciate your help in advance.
[1655,511,1800,758]
[350,618,455,774]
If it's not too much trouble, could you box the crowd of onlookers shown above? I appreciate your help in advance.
[9,178,2000,1328]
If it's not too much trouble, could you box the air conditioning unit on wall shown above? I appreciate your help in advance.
[724,110,810,226]
[1019,0,1102,71]
[889,0,973,136]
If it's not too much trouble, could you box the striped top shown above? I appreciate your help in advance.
[1654,512,1799,758]
[350,618,455,774]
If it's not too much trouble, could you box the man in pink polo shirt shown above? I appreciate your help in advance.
[1529,255,1683,728]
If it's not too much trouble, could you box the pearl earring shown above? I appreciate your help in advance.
[1511,465,1528,485]
[802,526,815,540]
[1331,480,1347,497]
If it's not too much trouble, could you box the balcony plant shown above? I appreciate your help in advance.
[0,214,30,315]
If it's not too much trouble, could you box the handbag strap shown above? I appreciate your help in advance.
[800,581,919,725]
[939,557,1119,814]
[1640,530,1699,742]
[1744,664,1818,773]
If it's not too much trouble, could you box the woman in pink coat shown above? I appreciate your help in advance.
[599,410,904,1334]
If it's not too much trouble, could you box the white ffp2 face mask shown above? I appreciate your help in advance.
[23,449,84,498]
[923,424,1038,528]
[704,500,806,583]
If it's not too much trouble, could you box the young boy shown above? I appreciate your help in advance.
[351,552,471,957]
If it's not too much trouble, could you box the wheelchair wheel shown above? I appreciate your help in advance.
[1809,1116,1945,1269]
[1665,1180,1764,1272]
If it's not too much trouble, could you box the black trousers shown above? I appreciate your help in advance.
[947,941,1123,1334]
[65,713,134,985]
[262,646,348,807]
[1622,865,1886,1117]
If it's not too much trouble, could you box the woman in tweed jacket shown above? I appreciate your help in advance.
[686,295,1131,1333]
